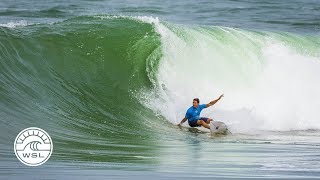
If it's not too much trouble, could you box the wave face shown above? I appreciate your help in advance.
[0,16,164,163]
[1,15,320,163]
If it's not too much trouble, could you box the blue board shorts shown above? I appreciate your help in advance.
[188,117,209,127]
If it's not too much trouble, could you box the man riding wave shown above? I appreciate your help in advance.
[178,94,224,129]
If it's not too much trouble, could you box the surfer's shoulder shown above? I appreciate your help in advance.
[187,106,193,112]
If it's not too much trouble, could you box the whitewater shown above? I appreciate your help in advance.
[129,16,320,133]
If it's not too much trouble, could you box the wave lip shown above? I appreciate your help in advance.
[0,20,33,28]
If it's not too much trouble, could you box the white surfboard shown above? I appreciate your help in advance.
[210,121,228,134]
[189,121,229,134]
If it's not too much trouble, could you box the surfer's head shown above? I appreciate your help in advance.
[193,98,199,108]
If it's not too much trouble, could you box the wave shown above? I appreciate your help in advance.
[1,15,320,144]
[135,16,320,132]
[0,15,164,162]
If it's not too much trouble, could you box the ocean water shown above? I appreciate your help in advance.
[1,0,320,179]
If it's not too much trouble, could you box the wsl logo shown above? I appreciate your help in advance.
[14,127,53,166]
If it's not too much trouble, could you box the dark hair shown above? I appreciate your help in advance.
[193,98,199,103]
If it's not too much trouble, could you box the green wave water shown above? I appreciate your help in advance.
[0,16,164,164]
[1,15,320,178]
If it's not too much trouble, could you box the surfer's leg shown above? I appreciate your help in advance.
[197,120,210,129]
[200,117,213,124]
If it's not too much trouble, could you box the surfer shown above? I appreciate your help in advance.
[178,94,224,129]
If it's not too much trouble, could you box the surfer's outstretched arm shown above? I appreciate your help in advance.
[178,117,187,126]
[206,94,224,108]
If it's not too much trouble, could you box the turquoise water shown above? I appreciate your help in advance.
[1,1,320,179]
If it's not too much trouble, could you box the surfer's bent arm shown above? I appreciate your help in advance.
[206,94,224,108]
[178,117,187,126]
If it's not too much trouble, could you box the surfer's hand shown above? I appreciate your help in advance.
[219,94,224,99]
[177,123,182,126]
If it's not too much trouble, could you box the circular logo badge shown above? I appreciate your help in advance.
[14,127,53,166]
